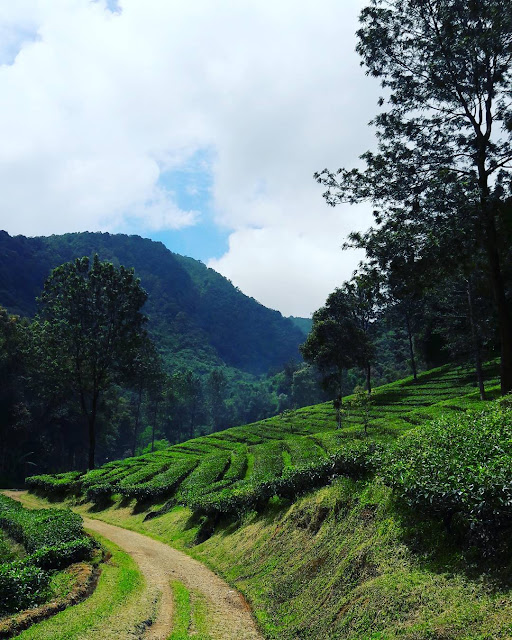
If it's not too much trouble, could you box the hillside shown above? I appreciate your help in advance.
[24,361,512,639]
[0,230,305,376]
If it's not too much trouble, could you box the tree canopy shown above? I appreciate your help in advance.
[315,0,512,393]
[36,255,149,469]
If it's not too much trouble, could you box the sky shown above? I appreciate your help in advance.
[0,0,381,317]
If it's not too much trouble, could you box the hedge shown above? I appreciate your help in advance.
[188,441,382,518]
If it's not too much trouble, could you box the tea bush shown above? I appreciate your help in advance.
[0,496,93,617]
[188,441,381,518]
[26,471,83,496]
[0,563,50,616]
[176,452,231,502]
[120,457,198,501]
[382,406,512,527]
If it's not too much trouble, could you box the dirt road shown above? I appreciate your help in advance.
[4,491,263,640]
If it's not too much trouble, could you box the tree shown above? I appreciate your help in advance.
[205,369,229,432]
[301,289,369,427]
[316,0,512,393]
[0,308,32,483]
[37,255,148,469]
[342,268,382,392]
[126,336,165,457]
[166,370,205,441]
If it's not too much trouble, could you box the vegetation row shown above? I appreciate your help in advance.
[0,495,93,617]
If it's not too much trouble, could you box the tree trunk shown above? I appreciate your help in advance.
[366,361,372,394]
[151,398,159,453]
[483,213,512,395]
[132,386,143,458]
[80,389,97,471]
[336,368,344,428]
[466,279,486,401]
[405,312,417,381]
[477,155,512,395]
[88,414,96,470]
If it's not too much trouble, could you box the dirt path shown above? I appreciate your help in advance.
[4,491,263,640]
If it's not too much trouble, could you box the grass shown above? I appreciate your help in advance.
[28,361,501,510]
[168,580,212,640]
[0,530,21,563]
[169,580,190,639]
[13,534,153,640]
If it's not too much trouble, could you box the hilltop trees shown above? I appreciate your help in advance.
[316,0,512,394]
[36,256,149,469]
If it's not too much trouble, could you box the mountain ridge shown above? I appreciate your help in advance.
[0,230,305,376]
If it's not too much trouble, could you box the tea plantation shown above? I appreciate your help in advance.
[0,496,93,617]
[21,361,512,639]
[27,361,501,522]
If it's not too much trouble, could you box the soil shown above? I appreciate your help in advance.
[3,491,263,640]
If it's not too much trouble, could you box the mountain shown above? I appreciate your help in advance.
[289,315,313,336]
[0,230,305,376]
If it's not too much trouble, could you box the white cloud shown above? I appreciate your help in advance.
[0,0,380,315]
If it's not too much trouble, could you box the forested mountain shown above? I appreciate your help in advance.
[0,230,304,376]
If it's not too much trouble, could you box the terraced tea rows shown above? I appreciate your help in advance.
[27,362,500,518]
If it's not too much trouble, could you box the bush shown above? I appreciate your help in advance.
[19,537,94,571]
[176,452,231,503]
[382,406,512,528]
[0,495,85,552]
[0,564,50,616]
[0,497,94,618]
[25,471,83,496]
[120,457,197,501]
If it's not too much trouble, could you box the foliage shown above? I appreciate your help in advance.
[187,441,381,518]
[0,495,85,552]
[34,255,149,469]
[344,386,373,435]
[0,495,93,617]
[301,288,370,427]
[382,406,512,532]
[315,0,512,394]
[0,563,50,616]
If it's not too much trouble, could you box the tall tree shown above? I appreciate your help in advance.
[301,289,369,427]
[342,268,382,392]
[126,336,165,457]
[205,369,229,432]
[37,256,148,469]
[316,0,512,393]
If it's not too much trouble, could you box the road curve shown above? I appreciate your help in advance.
[5,491,263,640]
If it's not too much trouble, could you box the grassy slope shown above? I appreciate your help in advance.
[27,361,512,639]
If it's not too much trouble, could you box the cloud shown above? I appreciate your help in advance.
[0,0,380,315]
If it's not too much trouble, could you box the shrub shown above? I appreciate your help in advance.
[120,457,198,501]
[0,495,85,552]
[20,537,95,571]
[176,452,231,502]
[0,497,94,618]
[25,471,83,496]
[382,406,512,528]
[0,564,50,616]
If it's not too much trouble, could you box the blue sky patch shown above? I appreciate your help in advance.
[148,149,230,261]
